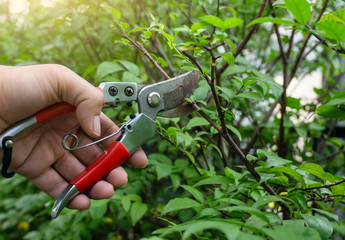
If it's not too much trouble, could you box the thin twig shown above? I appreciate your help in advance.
[122,33,171,79]
[302,178,345,191]
[305,25,345,55]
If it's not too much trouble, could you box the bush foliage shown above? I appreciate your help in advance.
[1,0,345,239]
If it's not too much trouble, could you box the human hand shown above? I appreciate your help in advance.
[0,64,148,210]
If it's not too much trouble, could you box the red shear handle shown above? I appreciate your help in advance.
[70,141,130,192]
[35,103,76,124]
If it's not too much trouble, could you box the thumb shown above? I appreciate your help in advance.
[51,65,104,137]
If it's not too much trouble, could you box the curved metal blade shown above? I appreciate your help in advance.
[138,71,200,119]
[161,70,200,111]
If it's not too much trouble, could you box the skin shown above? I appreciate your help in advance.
[0,64,148,210]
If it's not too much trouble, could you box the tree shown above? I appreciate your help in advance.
[0,0,345,239]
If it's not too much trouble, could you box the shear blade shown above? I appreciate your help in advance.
[161,70,199,111]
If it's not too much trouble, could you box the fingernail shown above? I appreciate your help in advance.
[93,115,101,137]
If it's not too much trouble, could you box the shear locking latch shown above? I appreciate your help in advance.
[1,137,15,178]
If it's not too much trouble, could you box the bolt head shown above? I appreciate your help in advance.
[124,87,134,97]
[5,140,13,148]
[147,92,161,107]
[108,86,118,96]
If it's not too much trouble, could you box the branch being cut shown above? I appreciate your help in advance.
[122,33,171,79]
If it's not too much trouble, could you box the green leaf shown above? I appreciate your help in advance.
[223,17,243,28]
[220,206,270,223]
[252,195,285,209]
[237,92,262,101]
[331,183,345,206]
[200,15,224,29]
[289,193,309,213]
[162,198,201,215]
[155,162,172,180]
[312,208,339,222]
[154,219,241,239]
[324,90,345,105]
[180,185,204,204]
[287,97,301,109]
[321,9,345,24]
[224,167,242,183]
[191,21,209,31]
[300,214,333,239]
[316,104,345,120]
[257,149,292,167]
[118,60,139,76]
[184,117,210,130]
[284,0,311,24]
[101,3,121,20]
[263,220,322,240]
[227,125,242,141]
[130,202,147,226]
[222,52,235,66]
[225,39,236,54]
[298,163,334,182]
[122,71,143,83]
[96,62,123,80]
[194,176,231,187]
[315,22,345,42]
[268,167,305,185]
[89,199,109,220]
[246,17,299,28]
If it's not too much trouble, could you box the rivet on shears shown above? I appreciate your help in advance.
[147,92,161,107]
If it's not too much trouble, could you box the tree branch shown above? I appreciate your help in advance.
[122,33,171,79]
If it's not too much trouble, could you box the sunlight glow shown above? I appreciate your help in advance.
[7,0,56,13]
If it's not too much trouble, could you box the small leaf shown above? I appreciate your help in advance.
[321,9,345,24]
[331,183,345,206]
[96,62,123,80]
[314,22,345,42]
[191,21,208,32]
[220,206,270,223]
[101,3,121,20]
[263,220,322,240]
[298,163,334,182]
[130,202,147,226]
[246,17,299,28]
[200,15,224,28]
[118,60,139,76]
[300,214,333,239]
[312,208,339,222]
[162,198,201,215]
[287,97,301,109]
[223,17,243,28]
[316,104,345,120]
[252,195,285,209]
[225,39,236,54]
[222,52,235,66]
[237,92,263,101]
[285,0,311,24]
[194,176,231,187]
[89,199,109,220]
[257,149,292,167]
[184,117,210,130]
[122,71,143,83]
[180,185,204,204]
[268,167,305,185]
[227,125,242,141]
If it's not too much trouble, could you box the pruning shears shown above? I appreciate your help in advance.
[0,70,200,218]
